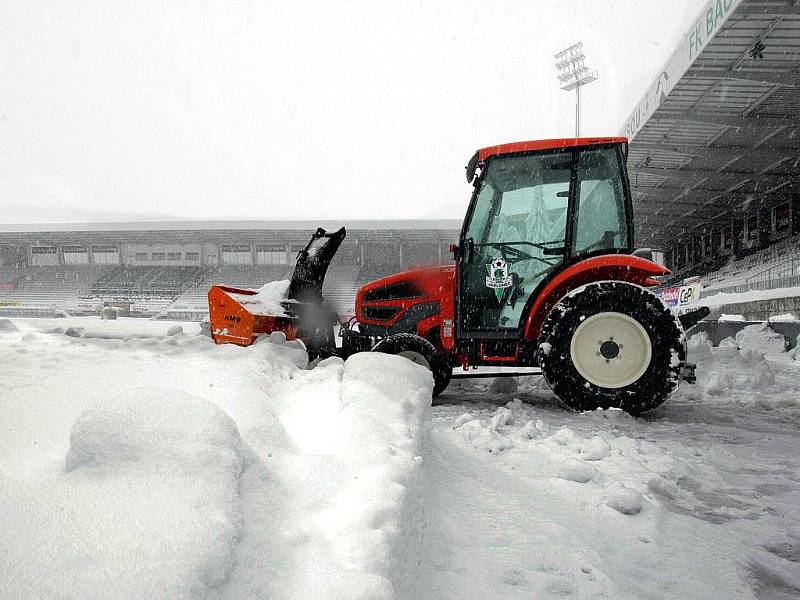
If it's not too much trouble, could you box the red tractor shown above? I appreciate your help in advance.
[209,137,707,414]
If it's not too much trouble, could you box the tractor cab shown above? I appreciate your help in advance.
[459,138,632,335]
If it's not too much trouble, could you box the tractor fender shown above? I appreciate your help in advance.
[523,254,670,341]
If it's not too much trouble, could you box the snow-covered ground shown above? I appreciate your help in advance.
[423,328,800,600]
[698,285,800,308]
[2,316,799,599]
[0,316,431,600]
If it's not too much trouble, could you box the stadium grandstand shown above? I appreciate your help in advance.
[0,221,459,320]
[622,0,800,298]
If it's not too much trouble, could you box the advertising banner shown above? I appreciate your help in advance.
[657,277,701,309]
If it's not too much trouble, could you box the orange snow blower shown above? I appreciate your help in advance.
[208,227,345,358]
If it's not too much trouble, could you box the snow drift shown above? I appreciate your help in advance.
[0,318,433,600]
[2,388,246,600]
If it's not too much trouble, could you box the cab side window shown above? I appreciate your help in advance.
[573,148,629,255]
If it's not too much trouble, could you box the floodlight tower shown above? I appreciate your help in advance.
[554,42,598,137]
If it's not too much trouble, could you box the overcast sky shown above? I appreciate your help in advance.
[0,0,704,224]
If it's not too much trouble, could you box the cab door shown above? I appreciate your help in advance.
[458,151,572,335]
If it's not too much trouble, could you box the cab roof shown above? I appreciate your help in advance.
[477,137,628,162]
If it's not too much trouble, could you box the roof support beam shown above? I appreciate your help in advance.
[685,69,799,88]
[632,184,756,196]
[735,5,800,15]
[635,208,723,221]
[653,112,800,128]
[630,166,791,181]
[629,142,791,161]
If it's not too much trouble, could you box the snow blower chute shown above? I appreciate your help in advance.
[208,227,345,359]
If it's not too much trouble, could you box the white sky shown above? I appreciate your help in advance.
[0,0,704,224]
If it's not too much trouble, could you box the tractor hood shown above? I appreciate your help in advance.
[355,264,456,333]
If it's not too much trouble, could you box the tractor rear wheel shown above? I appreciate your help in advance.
[371,333,452,397]
[537,281,685,415]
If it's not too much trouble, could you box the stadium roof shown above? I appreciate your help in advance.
[0,220,462,245]
[621,0,800,250]
[0,219,462,233]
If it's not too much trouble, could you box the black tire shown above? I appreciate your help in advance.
[371,333,452,397]
[538,281,685,415]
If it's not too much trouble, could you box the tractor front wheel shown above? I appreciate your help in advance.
[371,333,452,397]
[538,281,685,415]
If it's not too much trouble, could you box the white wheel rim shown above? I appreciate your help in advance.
[397,350,431,370]
[569,312,652,389]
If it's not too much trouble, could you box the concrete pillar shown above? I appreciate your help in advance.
[758,206,771,248]
[732,218,743,257]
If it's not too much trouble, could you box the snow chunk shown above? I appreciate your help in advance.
[166,324,184,336]
[606,486,644,515]
[0,318,18,332]
[490,406,515,431]
[719,313,746,322]
[579,435,611,461]
[452,413,476,429]
[458,419,514,453]
[768,313,798,322]
[647,475,680,499]
[520,418,546,439]
[558,459,598,483]
[552,426,577,446]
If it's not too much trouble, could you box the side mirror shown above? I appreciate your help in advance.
[465,152,479,183]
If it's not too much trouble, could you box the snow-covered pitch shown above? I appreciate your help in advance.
[1,316,799,599]
[0,317,431,600]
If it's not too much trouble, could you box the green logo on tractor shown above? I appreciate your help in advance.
[485,257,512,302]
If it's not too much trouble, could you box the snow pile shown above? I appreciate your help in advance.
[2,389,245,599]
[166,324,184,336]
[734,323,787,356]
[0,317,433,600]
[65,390,244,474]
[0,318,19,332]
[230,279,291,316]
[688,332,777,394]
[304,353,433,600]
[768,313,798,322]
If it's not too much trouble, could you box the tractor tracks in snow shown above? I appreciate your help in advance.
[414,380,796,600]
